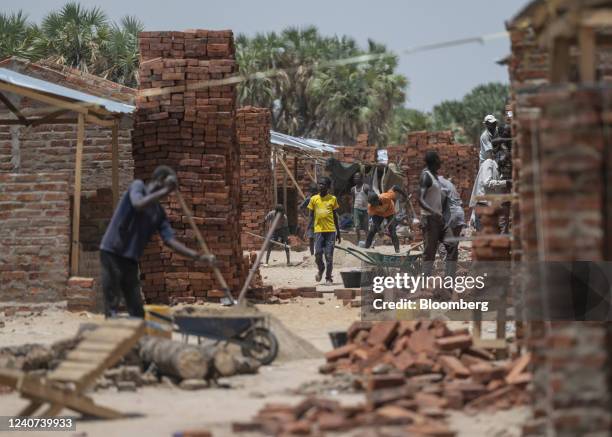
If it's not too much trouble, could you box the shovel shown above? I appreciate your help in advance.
[174,190,236,306]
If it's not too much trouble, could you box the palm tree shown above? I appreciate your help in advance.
[36,2,110,74]
[0,11,43,60]
[103,16,143,87]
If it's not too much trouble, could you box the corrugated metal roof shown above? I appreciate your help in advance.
[271,131,338,154]
[0,67,135,114]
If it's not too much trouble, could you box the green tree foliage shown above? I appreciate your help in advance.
[0,11,42,60]
[431,82,509,143]
[236,27,407,146]
[388,107,432,144]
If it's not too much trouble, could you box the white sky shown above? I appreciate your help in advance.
[3,0,531,111]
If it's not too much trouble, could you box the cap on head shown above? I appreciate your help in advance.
[483,114,497,124]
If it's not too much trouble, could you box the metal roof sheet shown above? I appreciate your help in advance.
[271,131,338,154]
[0,67,135,114]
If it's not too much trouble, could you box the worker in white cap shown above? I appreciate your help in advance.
[479,114,499,165]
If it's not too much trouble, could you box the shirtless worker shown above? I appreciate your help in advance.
[419,151,444,276]
[99,165,215,318]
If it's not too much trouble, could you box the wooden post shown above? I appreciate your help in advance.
[111,119,119,208]
[272,148,278,205]
[71,113,85,275]
[283,152,288,213]
[579,26,596,82]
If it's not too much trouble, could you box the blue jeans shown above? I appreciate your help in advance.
[314,232,336,280]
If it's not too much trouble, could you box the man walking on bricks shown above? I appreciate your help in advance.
[99,165,215,318]
[308,177,341,285]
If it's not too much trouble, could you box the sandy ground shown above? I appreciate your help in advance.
[0,241,529,436]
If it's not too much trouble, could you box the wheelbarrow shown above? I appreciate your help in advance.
[335,243,424,276]
[147,311,279,365]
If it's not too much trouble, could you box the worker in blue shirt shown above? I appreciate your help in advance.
[99,165,214,318]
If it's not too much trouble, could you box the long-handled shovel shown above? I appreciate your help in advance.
[174,191,236,306]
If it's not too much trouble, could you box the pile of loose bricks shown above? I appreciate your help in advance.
[233,320,531,435]
[133,30,247,303]
[237,106,273,250]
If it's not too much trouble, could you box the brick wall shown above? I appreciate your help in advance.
[0,173,70,302]
[134,30,246,303]
[508,19,612,434]
[237,107,273,250]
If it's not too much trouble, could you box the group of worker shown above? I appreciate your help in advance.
[102,113,512,317]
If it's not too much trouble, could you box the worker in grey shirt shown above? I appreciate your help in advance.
[419,151,444,276]
[438,176,465,277]
[350,172,370,243]
[479,114,499,165]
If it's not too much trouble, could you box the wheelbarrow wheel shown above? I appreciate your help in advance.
[241,327,278,365]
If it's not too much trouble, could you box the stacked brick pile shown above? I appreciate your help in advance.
[388,131,477,221]
[233,320,531,435]
[404,130,454,146]
[133,30,245,303]
[0,173,70,303]
[237,106,272,250]
[471,203,511,262]
[65,277,96,312]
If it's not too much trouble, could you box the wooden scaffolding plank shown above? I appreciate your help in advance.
[70,113,85,275]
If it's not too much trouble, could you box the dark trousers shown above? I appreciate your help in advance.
[315,232,336,280]
[365,215,399,252]
[100,250,144,318]
[442,225,462,277]
[421,214,445,276]
[266,228,290,264]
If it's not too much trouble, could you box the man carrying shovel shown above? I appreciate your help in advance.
[99,165,215,318]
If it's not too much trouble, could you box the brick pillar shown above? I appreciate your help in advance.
[533,86,611,436]
[133,30,244,303]
[237,107,272,250]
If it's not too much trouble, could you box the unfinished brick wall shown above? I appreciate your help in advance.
[0,173,70,302]
[389,131,477,220]
[134,30,245,303]
[237,107,272,250]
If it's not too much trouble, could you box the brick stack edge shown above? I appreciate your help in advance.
[0,173,70,303]
[237,107,272,250]
[133,30,246,303]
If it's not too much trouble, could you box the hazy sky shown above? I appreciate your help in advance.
[3,0,530,111]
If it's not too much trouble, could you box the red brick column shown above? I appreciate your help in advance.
[133,30,244,303]
[237,107,272,250]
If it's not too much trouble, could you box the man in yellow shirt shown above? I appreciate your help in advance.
[307,177,341,285]
[365,185,407,253]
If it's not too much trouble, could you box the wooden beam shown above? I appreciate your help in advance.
[550,37,571,83]
[304,165,316,184]
[579,25,596,82]
[0,119,27,125]
[282,154,288,213]
[71,113,85,275]
[277,154,306,200]
[0,81,104,116]
[28,109,70,127]
[0,92,28,124]
[111,120,119,208]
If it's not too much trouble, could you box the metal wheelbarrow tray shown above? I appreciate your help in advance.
[150,311,279,365]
